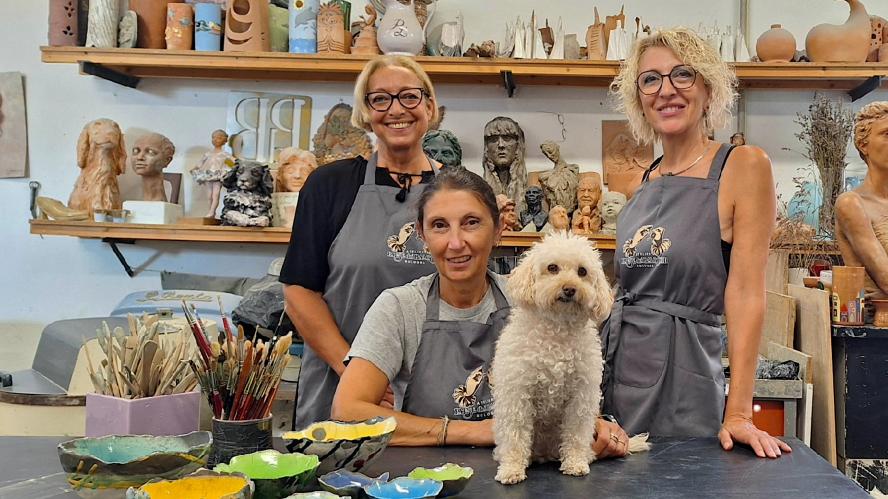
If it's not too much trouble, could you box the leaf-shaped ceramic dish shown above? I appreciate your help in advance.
[318,470,390,498]
[283,417,397,473]
[125,469,252,499]
[407,463,473,497]
[214,449,320,498]
[364,477,443,499]
[58,431,211,492]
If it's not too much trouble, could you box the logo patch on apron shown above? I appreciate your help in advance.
[386,222,433,265]
[451,365,493,418]
[620,224,672,268]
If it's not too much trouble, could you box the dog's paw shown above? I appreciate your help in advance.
[495,463,527,485]
[559,457,590,477]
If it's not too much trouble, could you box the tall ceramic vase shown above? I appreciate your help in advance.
[194,2,223,51]
[48,0,79,46]
[377,0,424,55]
[225,0,271,52]
[130,0,185,49]
[289,0,320,53]
[85,0,119,48]
[165,3,193,50]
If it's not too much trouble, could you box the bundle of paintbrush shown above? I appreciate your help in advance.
[83,314,199,398]
[182,299,292,421]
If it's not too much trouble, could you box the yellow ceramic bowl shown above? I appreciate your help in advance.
[125,469,252,499]
[283,416,397,473]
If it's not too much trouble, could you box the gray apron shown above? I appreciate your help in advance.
[295,153,438,428]
[402,273,510,420]
[601,144,734,437]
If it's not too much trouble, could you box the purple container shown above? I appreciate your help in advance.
[85,391,201,437]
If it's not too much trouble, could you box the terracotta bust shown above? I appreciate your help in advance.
[275,147,318,192]
[545,205,570,233]
[423,129,463,169]
[836,101,888,301]
[69,118,127,213]
[519,186,547,232]
[539,141,580,214]
[571,174,603,234]
[483,117,528,213]
[598,191,627,235]
[131,132,175,202]
[496,194,521,231]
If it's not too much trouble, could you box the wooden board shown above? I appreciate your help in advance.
[762,291,796,353]
[765,250,790,294]
[787,284,837,466]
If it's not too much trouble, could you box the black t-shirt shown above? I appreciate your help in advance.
[278,156,434,292]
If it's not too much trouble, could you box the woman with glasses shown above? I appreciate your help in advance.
[280,55,441,428]
[603,28,791,458]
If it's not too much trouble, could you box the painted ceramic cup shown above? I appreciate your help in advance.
[130,0,184,49]
[195,2,223,51]
[289,0,320,53]
[165,3,194,50]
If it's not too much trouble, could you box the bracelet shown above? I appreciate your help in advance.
[436,416,450,447]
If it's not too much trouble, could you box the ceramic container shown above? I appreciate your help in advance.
[85,391,201,437]
[85,0,119,48]
[755,24,796,62]
[126,469,252,498]
[165,3,194,49]
[48,0,79,46]
[210,415,273,467]
[214,449,320,498]
[286,492,349,499]
[376,0,424,55]
[225,0,271,52]
[283,416,396,474]
[194,2,223,51]
[364,477,442,499]
[318,470,390,497]
[289,0,320,53]
[130,0,184,49]
[806,0,871,62]
[407,463,473,498]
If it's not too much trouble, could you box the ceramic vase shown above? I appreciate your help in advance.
[289,0,319,53]
[867,15,886,61]
[269,3,289,52]
[806,0,871,62]
[377,0,424,56]
[165,3,193,50]
[755,24,796,62]
[131,0,185,49]
[85,0,119,48]
[48,0,79,46]
[225,0,271,52]
[194,2,223,51]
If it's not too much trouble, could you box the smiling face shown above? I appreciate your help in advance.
[577,177,601,208]
[637,46,710,140]
[366,66,433,154]
[131,133,172,177]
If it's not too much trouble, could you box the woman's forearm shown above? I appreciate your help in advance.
[724,291,765,419]
[284,285,351,376]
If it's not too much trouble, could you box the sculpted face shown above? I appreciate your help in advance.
[496,194,518,229]
[860,116,888,171]
[211,130,228,148]
[600,192,627,222]
[484,123,520,168]
[278,151,317,192]
[525,186,543,208]
[131,133,172,177]
[424,134,461,167]
[540,141,559,162]
[549,205,569,230]
[577,176,602,208]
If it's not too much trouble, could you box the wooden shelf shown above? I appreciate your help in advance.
[29,219,616,249]
[40,46,888,89]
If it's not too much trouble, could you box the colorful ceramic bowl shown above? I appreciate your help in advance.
[57,431,211,493]
[285,492,349,499]
[214,449,320,498]
[283,417,397,474]
[318,470,390,498]
[407,463,473,497]
[126,469,252,498]
[364,477,443,499]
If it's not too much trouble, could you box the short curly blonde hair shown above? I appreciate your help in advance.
[351,55,439,131]
[853,101,888,162]
[610,27,738,145]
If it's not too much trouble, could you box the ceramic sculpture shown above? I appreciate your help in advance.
[221,160,274,227]
[131,132,175,202]
[571,174,602,234]
[195,2,223,51]
[48,0,78,46]
[85,0,118,48]
[422,129,463,169]
[496,194,521,231]
[539,140,580,214]
[519,186,547,232]
[868,16,887,61]
[225,0,271,52]
[352,4,380,55]
[599,191,627,235]
[586,7,607,60]
[283,416,397,474]
[165,3,193,50]
[69,118,126,213]
[311,103,373,165]
[545,205,570,233]
[36,197,89,221]
[289,0,320,53]
[191,129,235,218]
[118,11,138,48]
[806,0,871,62]
[483,116,528,213]
[377,0,426,55]
[276,147,318,192]
[755,24,796,62]
[317,2,347,53]
[130,0,183,49]
[269,2,290,52]
[602,120,653,198]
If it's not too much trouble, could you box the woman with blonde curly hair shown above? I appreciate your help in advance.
[602,28,791,458]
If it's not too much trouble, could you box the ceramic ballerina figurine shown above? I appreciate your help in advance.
[190,129,234,218]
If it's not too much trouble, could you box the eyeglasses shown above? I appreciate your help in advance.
[636,65,698,95]
[365,88,428,112]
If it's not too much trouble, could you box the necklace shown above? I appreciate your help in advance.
[660,142,714,177]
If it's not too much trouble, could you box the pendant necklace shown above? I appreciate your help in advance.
[661,142,714,177]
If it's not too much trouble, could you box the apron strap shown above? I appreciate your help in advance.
[642,156,663,183]
[364,153,441,186]
[706,144,736,181]
[425,272,509,321]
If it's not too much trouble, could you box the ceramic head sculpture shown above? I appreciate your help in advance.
[312,103,374,165]
[598,191,627,235]
[539,140,580,213]
[547,205,570,232]
[519,185,547,232]
[483,116,528,213]
[422,129,463,169]
[571,174,603,234]
[275,147,318,192]
[221,159,274,227]
[69,118,127,213]
[131,132,175,202]
[496,194,520,231]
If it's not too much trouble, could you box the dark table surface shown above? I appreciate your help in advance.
[0,436,867,498]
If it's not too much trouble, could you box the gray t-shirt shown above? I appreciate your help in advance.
[347,272,510,410]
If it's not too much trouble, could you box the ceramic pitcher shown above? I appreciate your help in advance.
[377,0,435,56]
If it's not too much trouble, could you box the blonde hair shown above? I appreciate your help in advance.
[351,55,439,131]
[610,27,737,145]
[853,101,888,161]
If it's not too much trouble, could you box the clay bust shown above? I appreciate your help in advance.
[572,175,603,233]
[836,101,888,302]
[275,147,318,192]
[483,116,528,213]
[422,129,463,169]
[598,191,628,235]
[190,129,235,218]
[69,118,127,213]
[519,186,547,232]
[539,140,580,213]
[131,132,175,202]
[312,103,373,166]
[546,205,570,233]
[496,194,521,231]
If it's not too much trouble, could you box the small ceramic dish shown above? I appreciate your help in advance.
[126,469,252,499]
[364,477,443,499]
[407,463,473,497]
[57,431,211,493]
[283,416,397,473]
[285,492,349,499]
[214,449,320,498]
[318,470,389,498]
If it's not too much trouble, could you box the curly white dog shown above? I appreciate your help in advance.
[492,231,646,485]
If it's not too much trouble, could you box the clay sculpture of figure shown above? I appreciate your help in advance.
[483,116,528,213]
[312,103,373,165]
[275,147,318,192]
[586,7,607,60]
[572,205,595,235]
[545,205,570,233]
[225,0,271,52]
[131,132,175,202]
[519,186,547,232]
[598,191,627,235]
[69,118,127,213]
[118,10,138,48]
[317,2,347,54]
[571,174,602,234]
[352,3,380,55]
[806,0,871,62]
[190,129,235,218]
[422,129,463,169]
[221,160,274,227]
[496,194,521,231]
[539,140,580,214]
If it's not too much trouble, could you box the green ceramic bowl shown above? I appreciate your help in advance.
[407,463,473,497]
[215,449,320,498]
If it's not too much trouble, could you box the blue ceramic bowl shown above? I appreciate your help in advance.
[318,470,389,498]
[364,477,443,499]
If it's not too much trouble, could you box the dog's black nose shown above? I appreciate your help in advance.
[562,287,576,298]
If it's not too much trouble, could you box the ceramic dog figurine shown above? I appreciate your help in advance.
[221,160,273,227]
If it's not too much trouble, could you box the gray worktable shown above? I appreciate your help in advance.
[0,437,867,498]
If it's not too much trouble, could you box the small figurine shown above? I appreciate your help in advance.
[519,186,547,232]
[571,174,603,234]
[422,129,463,169]
[539,140,580,214]
[130,132,175,202]
[221,160,274,227]
[544,205,570,233]
[190,129,235,218]
[351,3,380,55]
[69,118,127,213]
[573,205,596,235]
[496,194,521,231]
[598,191,627,235]
[312,103,374,165]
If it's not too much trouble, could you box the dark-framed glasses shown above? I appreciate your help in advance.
[636,65,698,95]
[365,88,428,112]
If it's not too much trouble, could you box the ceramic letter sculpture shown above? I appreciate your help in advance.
[165,3,193,50]
[130,0,183,49]
[377,0,424,56]
[289,0,320,53]
[85,0,119,48]
[755,24,796,62]
[195,2,223,51]
[225,0,271,52]
[806,0,871,62]
[48,0,79,46]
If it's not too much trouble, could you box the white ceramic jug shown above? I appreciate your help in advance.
[377,0,434,55]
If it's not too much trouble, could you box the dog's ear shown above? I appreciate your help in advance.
[222,162,240,189]
[585,250,614,323]
[259,166,274,197]
[507,248,537,307]
[113,124,127,176]
[76,123,90,169]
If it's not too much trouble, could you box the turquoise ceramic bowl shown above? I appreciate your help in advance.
[364,477,443,499]
[318,470,389,498]
[408,463,473,497]
[283,417,397,473]
[214,449,320,498]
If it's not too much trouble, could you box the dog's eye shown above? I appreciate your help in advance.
[578,267,588,277]
[547,264,559,274]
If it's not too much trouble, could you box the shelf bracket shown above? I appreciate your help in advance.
[103,238,136,278]
[501,70,516,98]
[80,62,141,89]
[848,76,881,102]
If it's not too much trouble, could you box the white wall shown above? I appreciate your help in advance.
[1,0,885,355]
